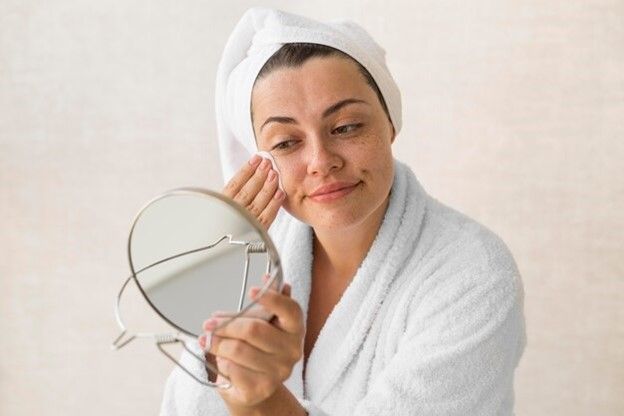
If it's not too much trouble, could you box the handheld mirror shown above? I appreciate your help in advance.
[111,188,282,388]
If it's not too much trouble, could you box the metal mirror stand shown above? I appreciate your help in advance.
[111,234,274,389]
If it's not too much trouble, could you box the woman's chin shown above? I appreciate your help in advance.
[283,188,384,232]
[303,210,369,232]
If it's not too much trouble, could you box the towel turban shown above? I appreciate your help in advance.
[215,6,402,183]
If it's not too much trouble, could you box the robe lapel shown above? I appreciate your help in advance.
[277,160,427,404]
[305,160,427,403]
[274,212,314,399]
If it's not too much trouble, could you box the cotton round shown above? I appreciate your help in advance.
[255,151,285,195]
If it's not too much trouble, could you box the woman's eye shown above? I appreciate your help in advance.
[272,139,297,151]
[333,124,361,135]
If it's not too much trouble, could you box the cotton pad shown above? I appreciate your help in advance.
[255,151,285,196]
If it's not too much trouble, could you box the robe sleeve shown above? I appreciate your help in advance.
[303,255,526,416]
[159,344,229,416]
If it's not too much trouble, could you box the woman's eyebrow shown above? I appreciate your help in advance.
[322,98,369,118]
[259,98,369,132]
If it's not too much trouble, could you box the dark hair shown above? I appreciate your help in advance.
[253,43,391,121]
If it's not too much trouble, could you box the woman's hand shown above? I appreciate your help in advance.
[198,281,305,409]
[223,154,285,230]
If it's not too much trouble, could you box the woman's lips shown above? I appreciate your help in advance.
[308,181,361,202]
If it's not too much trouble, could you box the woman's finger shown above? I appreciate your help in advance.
[210,335,276,374]
[234,158,272,208]
[198,334,207,349]
[250,287,303,335]
[281,282,291,297]
[204,316,293,354]
[257,188,285,229]
[246,168,279,219]
[216,356,276,404]
[223,155,262,198]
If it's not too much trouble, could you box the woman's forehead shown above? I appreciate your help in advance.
[251,56,373,118]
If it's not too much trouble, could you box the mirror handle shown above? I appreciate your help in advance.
[111,329,136,350]
[111,275,138,350]
[155,335,232,389]
[111,275,158,350]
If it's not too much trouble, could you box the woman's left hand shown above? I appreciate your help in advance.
[198,281,305,409]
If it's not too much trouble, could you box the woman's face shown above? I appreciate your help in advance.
[251,55,395,232]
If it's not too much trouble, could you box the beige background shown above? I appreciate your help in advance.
[1,1,622,415]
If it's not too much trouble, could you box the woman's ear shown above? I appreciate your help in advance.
[390,124,396,144]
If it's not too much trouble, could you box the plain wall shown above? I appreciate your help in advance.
[1,1,622,415]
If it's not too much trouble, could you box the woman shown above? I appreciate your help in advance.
[161,7,525,416]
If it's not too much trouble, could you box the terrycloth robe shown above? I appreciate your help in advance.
[160,159,526,415]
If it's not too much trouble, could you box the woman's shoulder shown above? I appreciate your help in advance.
[398,162,519,282]
[420,194,520,278]
[396,193,524,315]
[397,195,525,341]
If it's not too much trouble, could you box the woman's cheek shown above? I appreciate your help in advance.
[283,181,301,212]
[274,158,300,194]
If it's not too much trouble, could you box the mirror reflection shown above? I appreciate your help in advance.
[127,190,277,336]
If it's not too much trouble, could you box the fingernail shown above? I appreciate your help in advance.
[260,159,270,170]
[274,189,284,200]
[250,287,261,299]
[198,335,206,348]
[267,170,276,181]
[249,154,261,166]
[203,318,217,330]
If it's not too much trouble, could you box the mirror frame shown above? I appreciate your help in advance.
[126,187,283,338]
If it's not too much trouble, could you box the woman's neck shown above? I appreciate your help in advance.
[312,195,390,279]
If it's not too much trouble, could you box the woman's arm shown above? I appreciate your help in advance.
[349,268,525,416]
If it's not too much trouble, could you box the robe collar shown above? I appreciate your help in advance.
[277,159,428,402]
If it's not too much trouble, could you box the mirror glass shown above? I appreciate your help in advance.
[127,189,281,337]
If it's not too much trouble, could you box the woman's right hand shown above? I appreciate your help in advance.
[222,154,285,230]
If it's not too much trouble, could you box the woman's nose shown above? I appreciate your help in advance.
[305,135,343,176]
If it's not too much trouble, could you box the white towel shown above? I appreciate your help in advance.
[215,6,402,184]
[160,159,526,415]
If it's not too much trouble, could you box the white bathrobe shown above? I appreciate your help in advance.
[159,159,526,415]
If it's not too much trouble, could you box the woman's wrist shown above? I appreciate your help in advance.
[223,383,307,416]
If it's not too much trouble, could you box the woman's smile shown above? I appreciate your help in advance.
[307,180,362,203]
